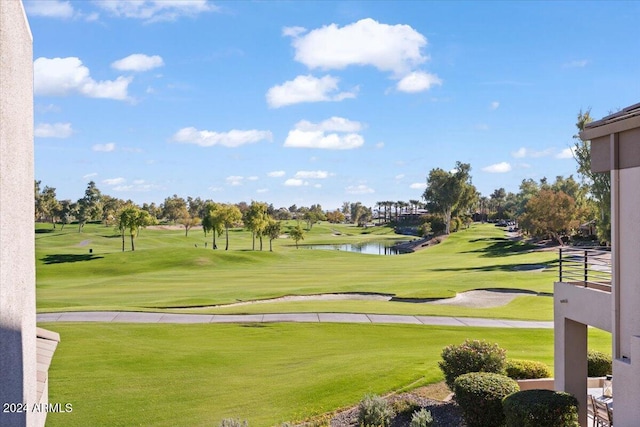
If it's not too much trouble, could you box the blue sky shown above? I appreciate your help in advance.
[25,0,640,210]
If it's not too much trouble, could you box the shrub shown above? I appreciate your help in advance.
[505,359,551,379]
[219,419,248,427]
[357,394,394,427]
[453,372,519,427]
[588,350,612,377]
[439,339,507,389]
[502,389,579,427]
[409,408,434,427]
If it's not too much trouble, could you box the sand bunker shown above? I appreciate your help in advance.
[188,289,542,310]
[427,289,540,308]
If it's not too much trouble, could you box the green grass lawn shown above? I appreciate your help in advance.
[41,322,611,427]
[36,222,558,316]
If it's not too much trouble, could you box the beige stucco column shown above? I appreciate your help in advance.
[0,1,37,426]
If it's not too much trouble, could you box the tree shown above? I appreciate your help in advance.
[38,185,60,227]
[350,202,372,226]
[519,189,579,245]
[116,205,155,251]
[326,209,345,223]
[161,195,187,224]
[101,195,125,226]
[179,213,201,237]
[77,181,102,232]
[220,204,242,250]
[490,188,506,219]
[289,224,305,248]
[573,108,611,243]
[303,204,325,230]
[245,201,269,250]
[423,162,475,235]
[202,202,223,249]
[265,219,281,252]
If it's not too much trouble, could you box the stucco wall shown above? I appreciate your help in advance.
[0,1,37,426]
[617,166,640,359]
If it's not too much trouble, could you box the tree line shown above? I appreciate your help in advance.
[35,110,610,248]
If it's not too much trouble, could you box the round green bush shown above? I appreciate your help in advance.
[439,339,507,389]
[505,359,551,380]
[502,389,579,427]
[357,394,394,427]
[453,372,519,427]
[587,350,612,377]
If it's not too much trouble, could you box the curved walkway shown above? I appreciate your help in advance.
[37,311,553,328]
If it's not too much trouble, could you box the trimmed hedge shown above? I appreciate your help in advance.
[453,372,519,427]
[505,359,551,380]
[440,339,507,389]
[502,389,579,427]
[588,350,612,377]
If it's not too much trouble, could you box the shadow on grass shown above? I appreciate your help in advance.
[35,229,54,234]
[100,234,122,239]
[429,261,558,273]
[41,254,104,265]
[464,237,540,257]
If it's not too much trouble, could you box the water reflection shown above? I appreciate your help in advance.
[304,241,409,255]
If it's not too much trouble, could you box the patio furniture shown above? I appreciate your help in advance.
[588,394,596,423]
[593,397,613,426]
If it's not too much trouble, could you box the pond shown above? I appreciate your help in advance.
[303,241,410,255]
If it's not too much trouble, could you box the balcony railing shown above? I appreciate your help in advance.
[558,247,612,291]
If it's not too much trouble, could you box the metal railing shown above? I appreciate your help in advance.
[558,247,612,291]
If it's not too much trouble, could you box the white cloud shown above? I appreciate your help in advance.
[34,122,73,138]
[34,57,132,101]
[410,182,427,190]
[294,170,329,179]
[284,118,365,150]
[396,71,442,93]
[24,1,74,18]
[266,74,357,108]
[226,176,244,186]
[511,147,554,158]
[103,177,126,185]
[35,103,61,113]
[257,188,269,194]
[375,142,384,149]
[111,54,164,72]
[83,172,98,179]
[284,130,364,150]
[556,147,575,159]
[95,0,217,23]
[268,171,286,178]
[288,18,427,77]
[395,174,405,180]
[92,143,116,152]
[512,147,527,158]
[296,116,363,133]
[482,162,512,173]
[172,127,273,147]
[563,59,589,68]
[345,184,374,195]
[284,178,307,187]
[247,176,259,181]
[113,180,157,192]
[490,101,500,110]
[282,26,306,38]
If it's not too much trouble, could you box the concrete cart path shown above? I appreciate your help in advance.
[37,311,553,328]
